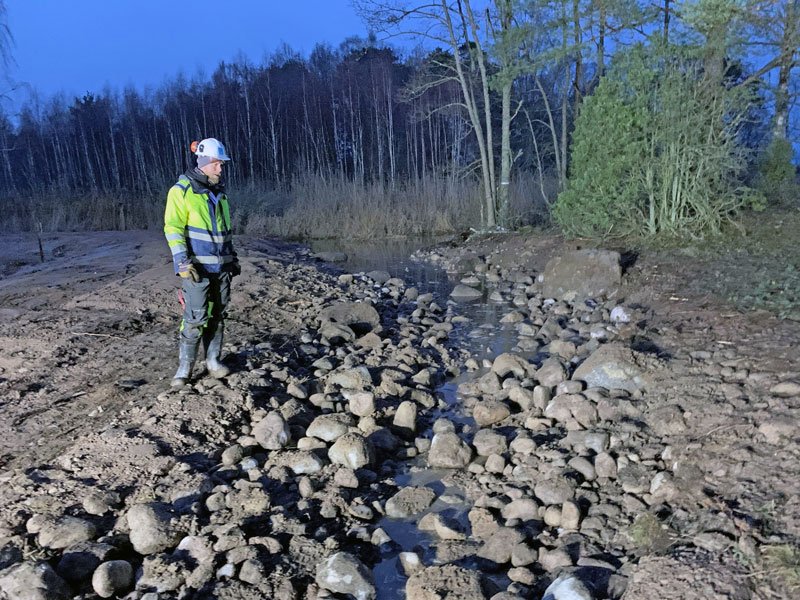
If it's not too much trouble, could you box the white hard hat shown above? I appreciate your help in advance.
[194,138,231,161]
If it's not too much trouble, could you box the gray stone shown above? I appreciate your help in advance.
[92,561,133,599]
[560,500,581,530]
[572,342,650,393]
[314,251,348,263]
[473,429,508,456]
[542,249,621,301]
[393,401,418,433]
[473,401,511,426]
[428,432,473,468]
[407,565,485,600]
[284,450,326,474]
[328,432,374,469]
[316,552,376,600]
[542,574,593,599]
[307,413,355,442]
[328,366,374,390]
[450,284,483,300]
[492,353,531,379]
[594,453,617,479]
[478,527,525,564]
[539,549,574,572]
[221,444,245,466]
[38,516,96,550]
[500,498,539,521]
[318,302,380,337]
[347,391,376,417]
[534,479,575,505]
[252,412,291,450]
[0,561,70,600]
[126,503,182,555]
[56,542,115,582]
[367,270,391,284]
[385,486,437,518]
[537,358,568,388]
[647,404,687,436]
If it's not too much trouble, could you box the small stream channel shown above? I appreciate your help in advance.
[308,238,520,598]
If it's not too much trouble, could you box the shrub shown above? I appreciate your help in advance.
[554,43,757,239]
[757,137,800,206]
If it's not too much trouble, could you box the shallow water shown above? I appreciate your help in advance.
[308,237,518,598]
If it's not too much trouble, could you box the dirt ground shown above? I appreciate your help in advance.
[0,227,799,598]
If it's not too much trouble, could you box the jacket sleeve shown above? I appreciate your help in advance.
[164,185,190,274]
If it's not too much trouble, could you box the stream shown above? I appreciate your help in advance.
[309,238,520,598]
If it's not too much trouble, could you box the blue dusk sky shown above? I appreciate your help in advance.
[6,0,368,102]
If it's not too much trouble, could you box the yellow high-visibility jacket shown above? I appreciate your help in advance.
[164,171,236,275]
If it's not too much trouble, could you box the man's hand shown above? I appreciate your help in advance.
[230,261,241,277]
[178,263,201,283]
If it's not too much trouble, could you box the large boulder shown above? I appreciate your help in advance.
[542,249,621,301]
[572,342,650,393]
[328,433,375,469]
[126,503,183,555]
[318,302,380,337]
[385,486,437,519]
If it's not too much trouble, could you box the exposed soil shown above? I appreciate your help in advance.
[0,227,798,599]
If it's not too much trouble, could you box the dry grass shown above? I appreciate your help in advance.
[0,173,556,238]
[762,544,800,592]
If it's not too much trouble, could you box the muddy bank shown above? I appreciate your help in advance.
[0,229,798,599]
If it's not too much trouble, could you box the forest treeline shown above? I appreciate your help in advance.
[1,0,798,238]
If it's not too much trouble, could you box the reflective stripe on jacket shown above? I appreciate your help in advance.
[164,174,236,275]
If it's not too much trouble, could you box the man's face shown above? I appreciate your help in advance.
[201,159,225,184]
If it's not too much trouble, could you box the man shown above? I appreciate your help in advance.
[164,138,240,387]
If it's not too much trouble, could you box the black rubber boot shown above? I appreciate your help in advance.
[204,324,230,379]
[171,338,199,387]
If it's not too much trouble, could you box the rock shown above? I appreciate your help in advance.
[758,415,796,443]
[511,543,538,567]
[221,444,245,466]
[394,401,418,433]
[485,454,506,473]
[316,552,376,600]
[572,343,649,393]
[92,561,133,598]
[508,566,536,585]
[318,302,380,337]
[594,453,617,479]
[500,499,539,521]
[540,548,573,572]
[469,507,500,538]
[82,492,118,516]
[534,479,575,505]
[432,513,467,540]
[385,486,437,518]
[38,516,96,549]
[307,413,355,442]
[321,322,356,343]
[399,552,424,576]
[328,366,373,390]
[560,500,581,530]
[473,401,511,426]
[508,387,534,411]
[450,284,483,300]
[287,381,308,399]
[328,432,374,469]
[492,353,531,379]
[314,251,348,263]
[347,391,376,417]
[537,358,568,388]
[568,457,597,481]
[769,381,800,397]
[284,450,326,474]
[544,506,562,527]
[238,558,266,584]
[473,429,508,456]
[0,561,70,600]
[646,405,686,436]
[428,432,473,468]
[367,270,391,284]
[126,503,182,555]
[253,412,291,450]
[542,574,593,599]
[478,527,525,564]
[56,542,115,582]
[542,249,621,301]
[406,565,486,600]
[618,464,652,494]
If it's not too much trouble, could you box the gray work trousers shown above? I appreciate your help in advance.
[180,273,231,342]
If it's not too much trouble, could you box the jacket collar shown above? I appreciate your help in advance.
[185,167,225,195]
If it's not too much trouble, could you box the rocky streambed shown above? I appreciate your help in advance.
[0,231,798,600]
